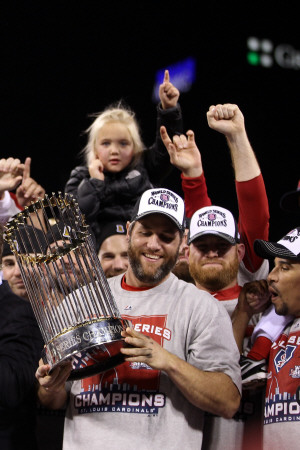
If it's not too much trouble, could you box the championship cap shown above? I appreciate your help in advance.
[280,180,300,213]
[254,227,300,261]
[188,206,240,245]
[98,221,127,250]
[130,188,186,232]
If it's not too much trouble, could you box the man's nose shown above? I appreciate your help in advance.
[13,264,22,276]
[267,266,278,284]
[147,234,161,251]
[205,249,219,258]
[112,256,128,271]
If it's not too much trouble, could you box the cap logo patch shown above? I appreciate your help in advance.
[116,224,125,233]
[197,209,227,228]
[160,193,170,202]
[63,226,71,238]
[207,213,216,221]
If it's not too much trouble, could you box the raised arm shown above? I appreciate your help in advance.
[207,104,260,181]
[146,70,184,184]
[207,104,269,272]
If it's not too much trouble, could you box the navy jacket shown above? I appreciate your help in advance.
[0,281,44,450]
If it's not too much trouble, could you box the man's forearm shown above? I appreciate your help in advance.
[164,352,240,419]
[226,131,261,182]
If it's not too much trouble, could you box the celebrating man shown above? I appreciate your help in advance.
[35,188,241,449]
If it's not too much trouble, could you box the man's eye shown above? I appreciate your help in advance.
[219,246,230,252]
[160,236,173,243]
[196,246,206,252]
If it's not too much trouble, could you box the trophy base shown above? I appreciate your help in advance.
[42,317,130,380]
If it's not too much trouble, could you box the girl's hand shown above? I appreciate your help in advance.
[88,158,105,180]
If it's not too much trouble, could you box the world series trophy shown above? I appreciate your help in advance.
[4,192,130,380]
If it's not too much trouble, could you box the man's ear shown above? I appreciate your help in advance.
[237,243,245,263]
[126,221,131,242]
[186,246,190,261]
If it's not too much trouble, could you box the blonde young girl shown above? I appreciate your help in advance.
[65,71,183,249]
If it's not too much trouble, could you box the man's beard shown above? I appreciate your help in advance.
[189,254,239,292]
[128,240,179,285]
[274,302,289,316]
[172,260,195,284]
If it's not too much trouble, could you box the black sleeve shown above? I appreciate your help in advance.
[65,165,106,218]
[144,103,183,185]
[0,290,43,409]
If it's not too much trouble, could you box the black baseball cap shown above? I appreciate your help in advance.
[98,221,127,250]
[254,227,300,261]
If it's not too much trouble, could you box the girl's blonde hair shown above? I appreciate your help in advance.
[83,102,145,168]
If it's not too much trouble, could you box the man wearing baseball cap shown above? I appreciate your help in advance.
[36,187,241,449]
[188,205,245,314]
[160,103,270,450]
[233,227,300,449]
[187,205,267,449]
[97,221,128,278]
[1,225,46,300]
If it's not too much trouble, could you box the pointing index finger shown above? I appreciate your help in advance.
[163,69,170,83]
[23,157,31,180]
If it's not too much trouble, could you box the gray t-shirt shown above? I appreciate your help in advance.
[63,273,241,450]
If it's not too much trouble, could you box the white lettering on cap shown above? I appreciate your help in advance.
[278,229,300,255]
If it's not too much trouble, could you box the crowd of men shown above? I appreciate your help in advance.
[0,97,299,450]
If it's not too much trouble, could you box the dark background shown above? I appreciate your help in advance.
[2,2,299,240]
